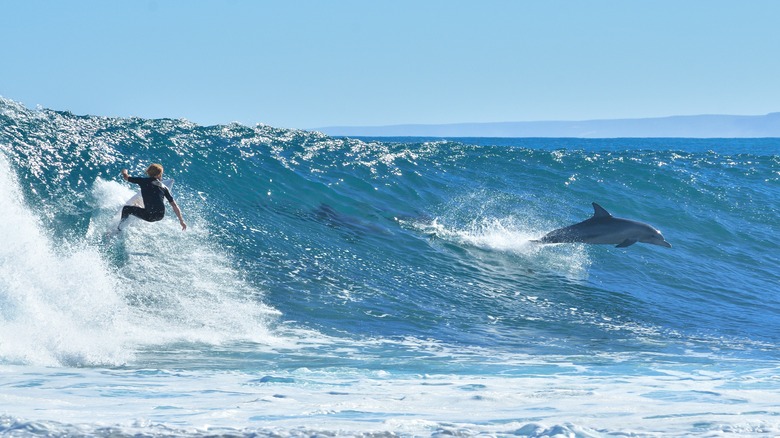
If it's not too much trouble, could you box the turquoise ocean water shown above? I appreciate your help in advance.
[1,97,780,436]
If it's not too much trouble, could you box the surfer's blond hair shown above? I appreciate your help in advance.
[146,163,163,178]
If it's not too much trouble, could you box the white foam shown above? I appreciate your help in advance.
[408,214,591,279]
[90,177,135,210]
[0,158,287,367]
[0,156,129,366]
[91,177,295,347]
[2,361,779,436]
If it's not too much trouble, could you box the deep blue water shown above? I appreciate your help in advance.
[1,97,780,436]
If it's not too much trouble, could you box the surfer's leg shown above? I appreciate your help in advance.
[121,206,145,220]
[119,206,147,230]
[118,207,166,230]
[147,213,165,222]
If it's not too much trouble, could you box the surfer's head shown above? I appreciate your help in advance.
[146,163,164,179]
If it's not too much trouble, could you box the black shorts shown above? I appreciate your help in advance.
[121,206,164,222]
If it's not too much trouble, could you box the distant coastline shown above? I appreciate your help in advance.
[314,113,780,138]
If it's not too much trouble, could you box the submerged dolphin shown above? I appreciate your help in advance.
[535,203,671,248]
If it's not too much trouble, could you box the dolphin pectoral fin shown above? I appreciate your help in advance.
[615,239,637,248]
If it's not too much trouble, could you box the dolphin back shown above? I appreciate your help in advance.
[534,203,671,248]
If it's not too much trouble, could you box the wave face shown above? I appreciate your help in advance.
[2,97,780,436]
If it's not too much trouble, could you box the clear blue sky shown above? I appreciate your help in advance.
[2,1,779,129]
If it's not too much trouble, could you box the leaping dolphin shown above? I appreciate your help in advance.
[535,203,672,248]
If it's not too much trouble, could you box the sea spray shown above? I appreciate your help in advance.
[0,155,128,366]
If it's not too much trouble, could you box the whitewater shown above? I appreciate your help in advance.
[1,97,779,436]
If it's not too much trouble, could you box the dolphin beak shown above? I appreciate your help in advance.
[659,240,672,248]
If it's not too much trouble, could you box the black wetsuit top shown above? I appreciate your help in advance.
[126,177,173,221]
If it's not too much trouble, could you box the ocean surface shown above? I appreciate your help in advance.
[1,97,779,437]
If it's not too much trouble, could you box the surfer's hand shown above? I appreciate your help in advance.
[121,169,129,180]
[180,221,187,231]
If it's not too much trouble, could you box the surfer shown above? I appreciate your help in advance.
[119,163,187,231]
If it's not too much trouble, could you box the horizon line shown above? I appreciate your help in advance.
[313,112,780,131]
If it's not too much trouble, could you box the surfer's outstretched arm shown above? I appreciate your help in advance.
[169,199,187,231]
[121,169,130,181]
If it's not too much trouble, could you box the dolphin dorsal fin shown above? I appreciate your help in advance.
[592,203,612,218]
